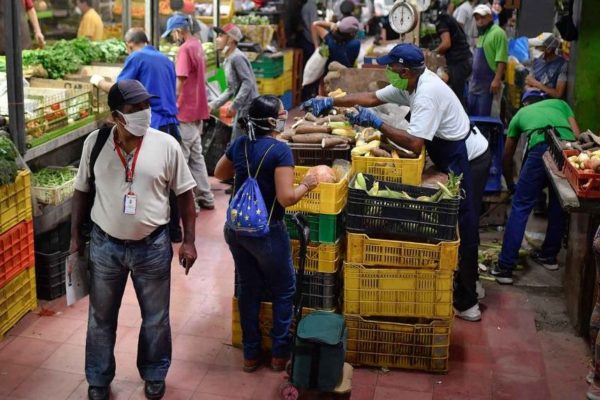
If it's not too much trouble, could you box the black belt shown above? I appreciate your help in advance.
[93,224,167,246]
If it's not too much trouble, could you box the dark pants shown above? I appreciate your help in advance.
[447,59,472,109]
[589,227,600,379]
[224,221,296,360]
[467,91,493,117]
[86,225,173,386]
[298,36,318,101]
[498,143,567,268]
[470,147,493,234]
[159,123,182,238]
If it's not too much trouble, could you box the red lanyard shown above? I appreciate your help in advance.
[115,138,143,183]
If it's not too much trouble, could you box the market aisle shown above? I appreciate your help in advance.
[0,178,591,400]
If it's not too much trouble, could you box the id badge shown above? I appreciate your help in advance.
[123,193,137,215]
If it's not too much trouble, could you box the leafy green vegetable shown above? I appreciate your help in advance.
[232,14,270,25]
[33,167,76,188]
[0,136,18,185]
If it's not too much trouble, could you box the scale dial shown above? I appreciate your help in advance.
[389,1,419,34]
[415,0,431,12]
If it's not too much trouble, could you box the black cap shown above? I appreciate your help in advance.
[108,80,158,111]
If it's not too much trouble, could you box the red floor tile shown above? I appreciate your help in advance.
[166,360,210,392]
[484,323,542,353]
[449,344,493,366]
[432,369,493,398]
[18,315,85,343]
[65,324,88,346]
[179,313,231,340]
[0,336,61,367]
[191,392,245,400]
[54,298,90,321]
[117,303,143,328]
[376,370,434,392]
[491,348,546,378]
[481,287,532,311]
[251,371,288,399]
[492,372,551,400]
[349,385,376,400]
[451,318,489,347]
[351,368,379,387]
[114,326,142,354]
[547,377,589,400]
[10,368,84,400]
[195,365,265,399]
[0,364,35,396]
[373,386,433,400]
[41,343,86,375]
[172,334,223,364]
[114,350,144,383]
[212,344,244,368]
[130,385,193,400]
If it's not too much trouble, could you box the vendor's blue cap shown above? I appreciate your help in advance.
[376,44,425,68]
[162,15,190,38]
[521,90,545,105]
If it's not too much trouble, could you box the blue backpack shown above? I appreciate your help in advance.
[226,141,276,237]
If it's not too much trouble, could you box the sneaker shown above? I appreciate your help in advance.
[528,251,559,271]
[271,357,288,372]
[588,381,600,400]
[197,199,215,210]
[476,280,486,300]
[490,263,514,285]
[243,358,261,373]
[455,304,481,322]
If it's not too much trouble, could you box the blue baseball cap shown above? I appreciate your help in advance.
[376,44,425,68]
[521,90,545,105]
[162,15,190,38]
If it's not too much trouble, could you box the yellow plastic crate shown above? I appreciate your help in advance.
[283,50,294,71]
[231,297,317,350]
[351,149,426,185]
[345,314,451,373]
[256,70,293,96]
[0,170,33,234]
[290,238,343,274]
[343,263,454,319]
[346,232,459,271]
[0,267,37,337]
[286,166,350,214]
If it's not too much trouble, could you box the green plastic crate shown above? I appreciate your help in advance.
[285,212,345,244]
[252,55,284,78]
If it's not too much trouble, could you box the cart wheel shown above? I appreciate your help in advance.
[285,360,292,377]
[280,382,299,400]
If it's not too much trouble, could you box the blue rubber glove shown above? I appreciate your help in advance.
[347,106,383,129]
[301,97,334,117]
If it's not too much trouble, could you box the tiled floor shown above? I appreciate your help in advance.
[0,180,591,399]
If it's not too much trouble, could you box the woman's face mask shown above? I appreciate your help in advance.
[385,67,409,90]
[117,108,151,137]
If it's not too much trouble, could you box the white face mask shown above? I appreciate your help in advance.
[275,118,286,133]
[75,6,82,15]
[117,108,151,137]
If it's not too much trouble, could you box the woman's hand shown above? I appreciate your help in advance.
[301,173,319,191]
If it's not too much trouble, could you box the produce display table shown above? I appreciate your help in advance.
[24,120,101,162]
[543,151,600,336]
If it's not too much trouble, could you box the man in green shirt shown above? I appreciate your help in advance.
[467,4,508,116]
[491,92,580,284]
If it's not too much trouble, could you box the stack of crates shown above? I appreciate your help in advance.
[252,50,294,109]
[342,166,460,373]
[0,169,37,337]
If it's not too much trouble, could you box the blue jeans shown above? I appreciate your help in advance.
[467,91,493,117]
[499,144,566,269]
[224,221,296,360]
[86,225,173,386]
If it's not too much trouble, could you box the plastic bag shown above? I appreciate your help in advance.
[508,37,530,63]
[302,46,328,87]
[65,248,90,306]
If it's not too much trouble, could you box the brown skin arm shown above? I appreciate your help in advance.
[176,76,186,98]
[435,32,452,55]
[214,154,235,181]
[177,189,197,270]
[97,79,114,94]
[379,123,425,154]
[333,92,385,108]
[491,62,506,94]
[525,76,567,99]
[502,136,518,188]
[69,189,89,256]
[312,21,332,49]
[569,116,581,139]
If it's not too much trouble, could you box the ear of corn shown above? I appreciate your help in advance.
[351,140,381,156]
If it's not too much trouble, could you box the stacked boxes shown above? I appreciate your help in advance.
[0,170,37,337]
[251,51,294,108]
[342,171,460,373]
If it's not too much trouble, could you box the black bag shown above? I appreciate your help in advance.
[201,116,232,176]
[556,0,578,41]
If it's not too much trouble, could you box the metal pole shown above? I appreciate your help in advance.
[4,0,26,154]
[214,0,220,28]
[122,0,131,33]
[145,0,160,48]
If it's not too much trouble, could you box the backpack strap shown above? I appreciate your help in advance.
[88,125,112,196]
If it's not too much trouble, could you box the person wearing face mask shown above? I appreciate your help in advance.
[70,80,197,400]
[214,95,318,373]
[303,43,490,320]
[90,28,185,241]
[162,15,215,211]
[76,0,104,41]
[209,23,259,142]
[467,4,508,117]
[525,33,567,100]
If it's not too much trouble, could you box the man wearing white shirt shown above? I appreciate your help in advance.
[453,0,478,48]
[302,44,490,321]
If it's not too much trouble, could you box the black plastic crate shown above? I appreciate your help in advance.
[37,280,66,300]
[297,271,339,310]
[288,144,351,167]
[346,174,460,243]
[545,127,567,170]
[35,249,68,300]
[34,221,71,254]
[470,116,505,193]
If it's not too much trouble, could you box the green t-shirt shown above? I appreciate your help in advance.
[477,24,508,72]
[507,99,576,149]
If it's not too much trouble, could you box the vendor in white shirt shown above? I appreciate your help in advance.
[302,43,490,322]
